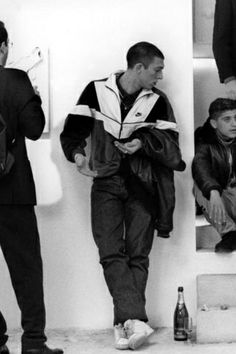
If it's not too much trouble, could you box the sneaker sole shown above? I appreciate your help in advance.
[128,333,147,350]
[115,338,129,350]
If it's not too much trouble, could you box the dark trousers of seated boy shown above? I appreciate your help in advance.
[91,175,155,325]
[0,206,47,350]
[194,184,236,236]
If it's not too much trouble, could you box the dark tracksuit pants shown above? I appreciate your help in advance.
[0,206,47,350]
[91,175,155,325]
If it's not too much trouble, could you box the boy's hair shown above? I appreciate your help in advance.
[0,21,8,46]
[126,41,164,69]
[209,98,236,119]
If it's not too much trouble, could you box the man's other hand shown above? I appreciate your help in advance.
[74,153,97,177]
[114,139,142,155]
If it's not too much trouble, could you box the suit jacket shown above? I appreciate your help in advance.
[0,67,45,204]
[213,0,236,83]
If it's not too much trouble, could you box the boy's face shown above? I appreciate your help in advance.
[210,109,236,139]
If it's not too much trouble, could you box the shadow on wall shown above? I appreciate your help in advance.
[27,121,92,210]
[30,120,93,235]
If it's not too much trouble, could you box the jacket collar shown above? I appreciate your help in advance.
[105,71,154,100]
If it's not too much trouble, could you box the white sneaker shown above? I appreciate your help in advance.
[114,324,129,350]
[124,319,154,350]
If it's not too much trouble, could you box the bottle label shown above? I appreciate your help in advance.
[174,328,187,340]
[174,317,187,340]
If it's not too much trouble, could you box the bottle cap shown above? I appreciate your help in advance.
[178,286,183,292]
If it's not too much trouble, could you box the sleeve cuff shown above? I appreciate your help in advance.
[224,76,236,84]
[204,186,222,200]
[72,148,85,162]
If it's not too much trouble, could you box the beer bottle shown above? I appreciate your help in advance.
[174,286,189,341]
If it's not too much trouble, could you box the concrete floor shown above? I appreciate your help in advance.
[6,327,236,354]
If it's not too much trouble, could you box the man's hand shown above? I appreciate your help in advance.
[114,139,142,155]
[33,85,40,96]
[74,153,97,177]
[225,79,236,100]
[208,190,226,225]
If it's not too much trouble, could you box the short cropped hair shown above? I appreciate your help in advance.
[0,21,8,46]
[126,41,164,69]
[209,98,236,120]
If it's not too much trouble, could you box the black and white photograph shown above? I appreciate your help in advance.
[1,0,236,353]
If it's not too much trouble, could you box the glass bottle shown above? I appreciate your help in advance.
[174,286,189,341]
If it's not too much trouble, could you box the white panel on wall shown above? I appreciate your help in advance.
[194,58,226,128]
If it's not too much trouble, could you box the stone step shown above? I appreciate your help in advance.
[197,274,236,343]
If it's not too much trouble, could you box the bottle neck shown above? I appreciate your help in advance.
[177,291,185,305]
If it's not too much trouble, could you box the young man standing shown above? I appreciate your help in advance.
[0,22,63,354]
[61,41,185,350]
[192,98,236,252]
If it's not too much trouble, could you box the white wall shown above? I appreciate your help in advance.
[194,58,227,129]
[1,0,233,331]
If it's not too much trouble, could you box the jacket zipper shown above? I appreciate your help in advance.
[108,82,151,140]
[118,123,123,139]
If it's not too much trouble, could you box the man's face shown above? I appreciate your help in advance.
[138,56,164,89]
[211,109,236,139]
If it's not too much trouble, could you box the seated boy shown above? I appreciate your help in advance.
[192,98,236,252]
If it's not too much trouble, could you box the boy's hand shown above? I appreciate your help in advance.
[74,153,97,177]
[114,139,142,155]
[208,190,226,225]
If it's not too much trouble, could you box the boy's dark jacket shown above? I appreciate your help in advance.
[61,74,186,235]
[192,117,236,199]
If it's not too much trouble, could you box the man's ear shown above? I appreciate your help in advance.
[0,42,7,54]
[134,62,144,73]
[210,118,217,129]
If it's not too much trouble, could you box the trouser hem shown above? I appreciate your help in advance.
[0,335,8,346]
[22,342,47,351]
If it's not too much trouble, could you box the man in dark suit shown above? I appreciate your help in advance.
[213,0,236,99]
[0,22,63,354]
